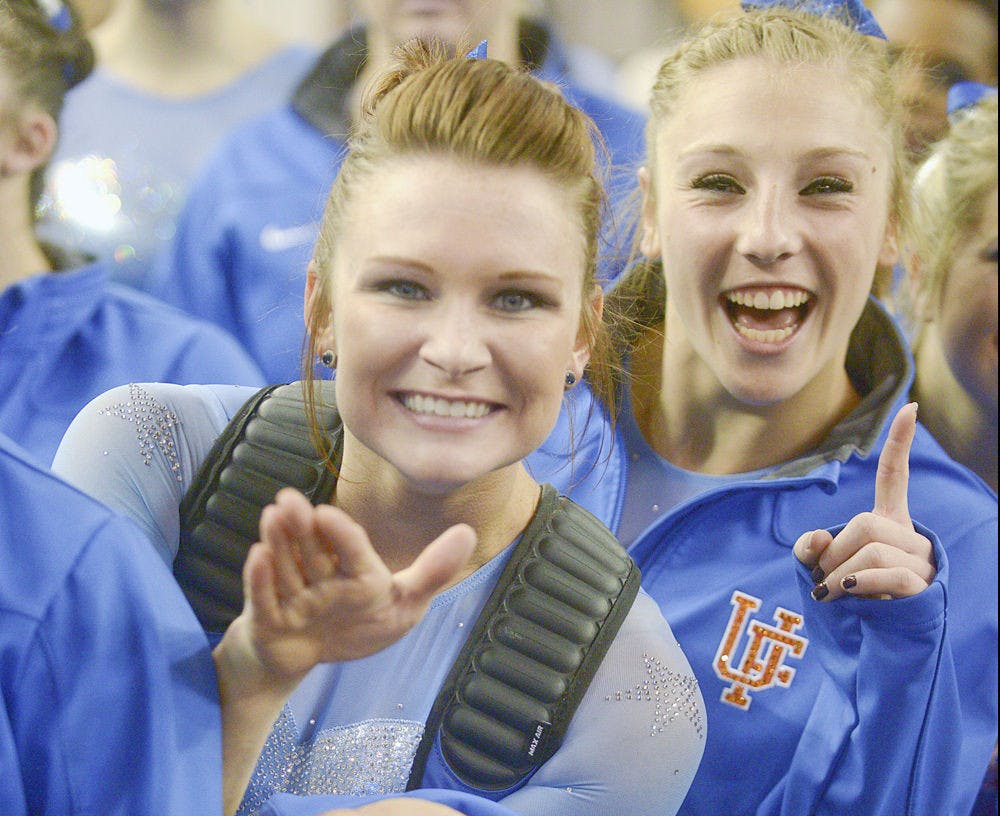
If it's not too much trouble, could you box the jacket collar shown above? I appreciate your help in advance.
[290,19,557,137]
[769,296,913,479]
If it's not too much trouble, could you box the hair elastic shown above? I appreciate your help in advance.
[465,40,488,60]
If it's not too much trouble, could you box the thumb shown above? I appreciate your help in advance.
[873,402,917,527]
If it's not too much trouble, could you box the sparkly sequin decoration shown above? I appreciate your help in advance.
[607,654,705,739]
[237,707,424,815]
[712,591,808,710]
[98,383,183,482]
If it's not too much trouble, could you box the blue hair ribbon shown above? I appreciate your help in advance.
[465,40,488,60]
[37,0,72,32]
[947,82,998,119]
[740,0,886,40]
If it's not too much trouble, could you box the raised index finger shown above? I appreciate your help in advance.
[873,402,917,527]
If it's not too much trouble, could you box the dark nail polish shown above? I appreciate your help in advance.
[810,565,825,583]
[811,581,829,601]
[841,575,857,590]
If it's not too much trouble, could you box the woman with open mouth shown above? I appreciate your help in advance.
[535,2,999,814]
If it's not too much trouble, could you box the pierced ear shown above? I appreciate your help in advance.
[304,260,335,353]
[637,166,662,260]
[570,284,604,375]
[1,107,58,176]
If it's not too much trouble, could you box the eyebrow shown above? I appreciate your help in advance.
[677,145,874,163]
[364,256,433,273]
[494,270,564,284]
[364,257,562,282]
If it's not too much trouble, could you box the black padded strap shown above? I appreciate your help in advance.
[406,483,641,792]
[175,381,340,632]
[176,381,640,794]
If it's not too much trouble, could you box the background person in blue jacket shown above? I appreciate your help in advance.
[0,431,222,816]
[32,0,318,291]
[0,0,265,465]
[900,82,998,816]
[146,0,648,383]
[531,1,998,814]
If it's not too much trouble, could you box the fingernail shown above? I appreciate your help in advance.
[810,565,825,583]
[841,575,857,590]
[811,581,829,601]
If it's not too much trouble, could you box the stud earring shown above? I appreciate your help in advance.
[320,350,336,368]
[564,371,577,388]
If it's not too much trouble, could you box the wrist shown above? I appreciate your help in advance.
[213,614,307,701]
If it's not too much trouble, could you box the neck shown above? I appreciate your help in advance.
[92,0,286,96]
[631,323,860,474]
[333,442,541,583]
[0,181,51,291]
[912,327,998,493]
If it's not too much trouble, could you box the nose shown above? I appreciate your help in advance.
[419,301,491,378]
[735,185,801,266]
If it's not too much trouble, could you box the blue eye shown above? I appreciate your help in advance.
[493,290,543,312]
[801,177,853,195]
[692,174,744,194]
[385,280,429,300]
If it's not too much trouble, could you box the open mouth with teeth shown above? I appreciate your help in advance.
[400,393,496,419]
[723,287,813,344]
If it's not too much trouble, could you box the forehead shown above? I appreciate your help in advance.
[655,57,887,162]
[338,154,585,277]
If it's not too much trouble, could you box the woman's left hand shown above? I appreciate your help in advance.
[794,403,937,601]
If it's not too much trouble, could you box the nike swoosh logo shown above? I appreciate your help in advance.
[259,222,319,252]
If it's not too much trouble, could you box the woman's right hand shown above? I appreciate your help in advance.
[240,487,476,681]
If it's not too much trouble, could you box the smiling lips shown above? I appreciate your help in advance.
[724,287,812,344]
[402,393,494,419]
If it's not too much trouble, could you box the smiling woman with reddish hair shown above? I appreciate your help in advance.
[535,2,999,814]
[52,38,705,816]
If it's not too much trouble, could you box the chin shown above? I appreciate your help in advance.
[721,375,802,408]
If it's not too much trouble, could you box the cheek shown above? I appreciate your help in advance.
[334,301,399,359]
[510,324,578,398]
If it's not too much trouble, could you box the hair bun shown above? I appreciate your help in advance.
[360,37,467,120]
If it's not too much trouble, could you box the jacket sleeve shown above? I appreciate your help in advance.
[162,322,268,389]
[5,514,221,815]
[766,521,993,816]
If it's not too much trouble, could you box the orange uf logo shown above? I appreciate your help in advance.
[713,590,809,710]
